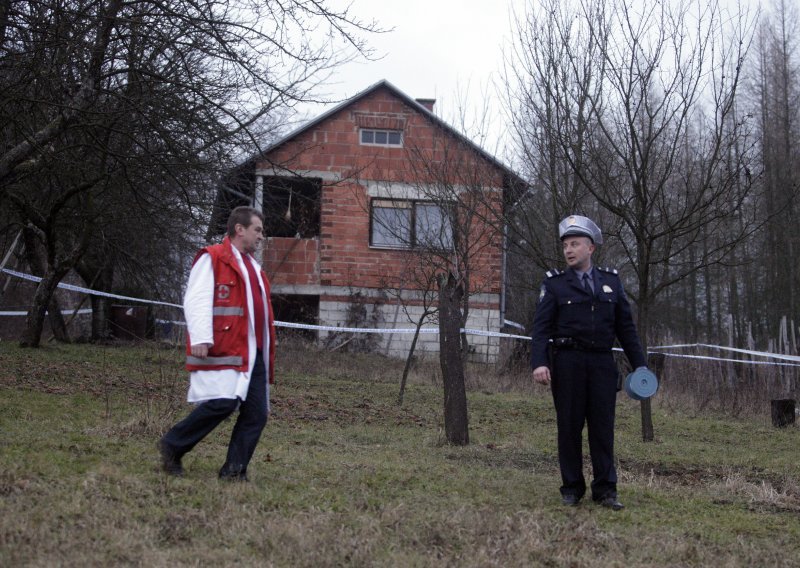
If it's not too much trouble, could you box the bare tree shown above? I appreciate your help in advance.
[506,0,758,440]
[749,0,800,336]
[377,259,439,406]
[363,121,508,444]
[0,0,381,346]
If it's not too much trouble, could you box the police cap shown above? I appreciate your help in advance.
[558,215,603,245]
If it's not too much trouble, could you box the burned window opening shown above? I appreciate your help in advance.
[262,176,322,238]
[271,294,319,340]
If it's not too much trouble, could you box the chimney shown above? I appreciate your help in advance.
[415,98,436,112]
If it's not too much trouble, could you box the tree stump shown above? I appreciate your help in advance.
[771,399,796,428]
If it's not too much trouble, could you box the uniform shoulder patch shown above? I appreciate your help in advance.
[597,266,619,275]
[545,268,563,278]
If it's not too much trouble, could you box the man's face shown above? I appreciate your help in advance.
[562,235,595,271]
[236,215,264,255]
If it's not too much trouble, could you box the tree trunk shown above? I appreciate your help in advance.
[397,315,426,406]
[437,273,469,445]
[90,295,112,341]
[46,295,70,342]
[75,254,115,341]
[637,299,655,442]
[21,227,69,343]
[21,266,69,347]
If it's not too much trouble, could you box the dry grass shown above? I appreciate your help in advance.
[1,338,799,567]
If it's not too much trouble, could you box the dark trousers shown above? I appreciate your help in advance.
[551,350,618,500]
[162,350,268,476]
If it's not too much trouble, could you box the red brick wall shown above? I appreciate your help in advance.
[259,86,505,299]
[262,237,319,286]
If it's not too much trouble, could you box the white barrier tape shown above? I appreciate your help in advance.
[1,268,522,339]
[155,318,186,326]
[152,318,528,339]
[274,320,437,334]
[504,319,527,331]
[151,318,532,339]
[1,268,182,308]
[650,343,800,363]
[651,350,800,368]
[6,267,800,366]
[0,308,92,317]
[0,267,529,340]
[276,321,534,339]
[461,328,531,340]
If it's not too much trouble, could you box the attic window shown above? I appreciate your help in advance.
[360,128,402,147]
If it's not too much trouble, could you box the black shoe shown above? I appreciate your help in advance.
[562,494,580,506]
[218,464,248,482]
[219,472,249,482]
[598,495,624,511]
[158,440,184,477]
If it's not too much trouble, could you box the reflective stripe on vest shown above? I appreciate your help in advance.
[212,307,244,316]
[186,355,244,366]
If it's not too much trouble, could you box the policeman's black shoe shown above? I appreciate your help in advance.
[158,440,184,477]
[218,464,249,482]
[597,495,624,511]
[561,494,581,506]
[219,472,249,482]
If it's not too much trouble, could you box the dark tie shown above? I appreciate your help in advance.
[583,273,593,294]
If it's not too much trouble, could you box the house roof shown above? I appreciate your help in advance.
[254,79,525,186]
[209,80,527,237]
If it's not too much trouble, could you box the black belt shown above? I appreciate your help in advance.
[551,337,611,353]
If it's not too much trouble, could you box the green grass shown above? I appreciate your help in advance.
[1,341,799,567]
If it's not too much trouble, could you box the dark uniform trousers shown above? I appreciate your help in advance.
[552,349,618,499]
[162,349,268,477]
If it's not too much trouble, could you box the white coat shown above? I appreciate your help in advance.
[182,245,270,406]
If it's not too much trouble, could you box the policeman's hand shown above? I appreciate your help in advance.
[533,366,551,385]
[190,343,212,358]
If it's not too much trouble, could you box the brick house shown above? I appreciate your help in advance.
[211,80,526,361]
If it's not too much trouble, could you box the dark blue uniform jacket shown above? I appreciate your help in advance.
[530,267,646,370]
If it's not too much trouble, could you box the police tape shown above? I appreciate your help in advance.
[5,266,800,365]
[155,318,532,339]
[0,308,93,316]
[275,320,533,340]
[1,267,530,340]
[643,350,800,367]
[1,267,183,308]
[650,343,800,363]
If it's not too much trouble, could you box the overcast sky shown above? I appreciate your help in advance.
[296,0,523,160]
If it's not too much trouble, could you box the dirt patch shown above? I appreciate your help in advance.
[271,394,432,429]
[619,459,790,489]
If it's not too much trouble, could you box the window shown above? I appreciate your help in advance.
[262,176,322,238]
[360,128,403,147]
[370,199,453,250]
[415,203,454,250]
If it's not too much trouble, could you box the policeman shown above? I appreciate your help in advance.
[531,215,647,510]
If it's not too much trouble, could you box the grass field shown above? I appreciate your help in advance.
[1,339,799,567]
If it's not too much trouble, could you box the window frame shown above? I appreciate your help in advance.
[360,128,403,147]
[369,198,454,251]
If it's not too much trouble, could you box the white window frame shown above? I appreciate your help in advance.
[360,128,403,147]
[370,198,454,251]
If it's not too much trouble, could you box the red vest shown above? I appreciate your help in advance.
[185,237,276,384]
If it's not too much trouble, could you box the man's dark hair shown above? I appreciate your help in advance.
[227,206,264,238]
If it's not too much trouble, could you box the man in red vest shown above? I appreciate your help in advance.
[159,206,276,481]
